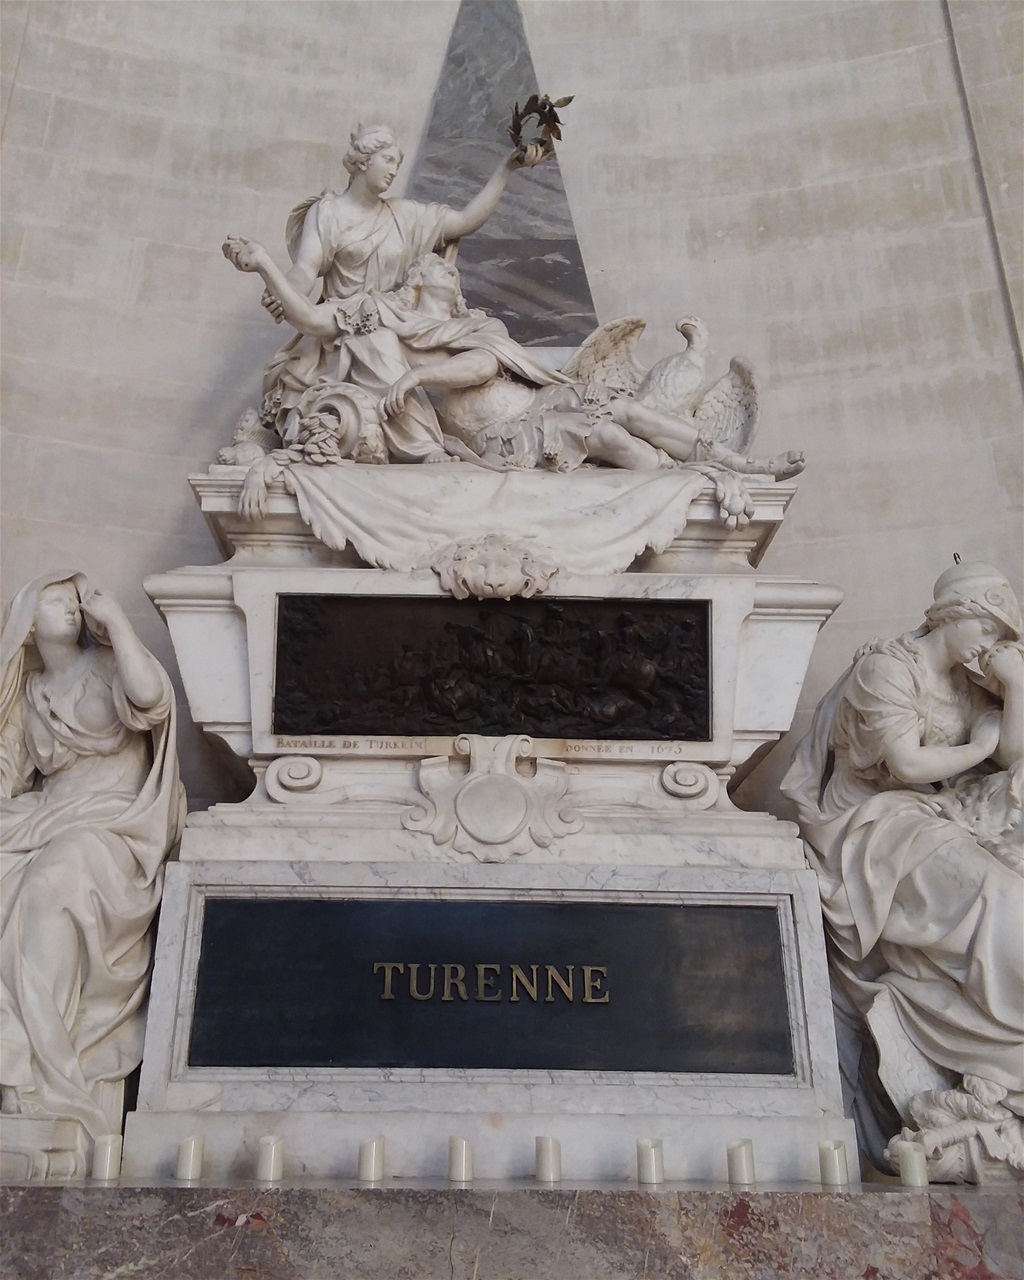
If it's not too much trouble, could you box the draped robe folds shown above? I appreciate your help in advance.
[302,292,581,466]
[373,301,604,469]
[782,634,1024,1097]
[0,589,184,1140]
[264,194,452,459]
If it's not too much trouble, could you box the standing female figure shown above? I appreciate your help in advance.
[0,573,185,1167]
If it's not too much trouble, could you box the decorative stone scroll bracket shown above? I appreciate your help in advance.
[265,755,330,804]
[659,762,722,809]
[401,734,583,862]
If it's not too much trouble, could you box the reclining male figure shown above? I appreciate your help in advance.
[224,237,803,481]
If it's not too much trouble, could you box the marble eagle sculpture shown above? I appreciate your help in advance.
[561,316,758,458]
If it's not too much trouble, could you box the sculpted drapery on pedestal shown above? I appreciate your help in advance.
[0,573,185,1166]
[783,562,1024,1183]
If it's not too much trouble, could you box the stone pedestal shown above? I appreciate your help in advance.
[124,466,854,1182]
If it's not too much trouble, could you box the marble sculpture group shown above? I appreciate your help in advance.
[0,115,1020,1187]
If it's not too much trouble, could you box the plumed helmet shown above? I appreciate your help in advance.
[931,561,1022,639]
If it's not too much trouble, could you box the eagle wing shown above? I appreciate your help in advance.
[561,317,647,393]
[693,358,759,454]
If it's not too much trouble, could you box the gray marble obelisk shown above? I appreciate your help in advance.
[406,0,597,345]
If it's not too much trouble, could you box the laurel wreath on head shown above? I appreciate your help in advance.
[508,93,574,158]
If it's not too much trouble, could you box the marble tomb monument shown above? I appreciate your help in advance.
[117,113,858,1183]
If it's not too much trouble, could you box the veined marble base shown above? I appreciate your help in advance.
[181,801,806,868]
[124,854,853,1181]
[5,1184,1021,1280]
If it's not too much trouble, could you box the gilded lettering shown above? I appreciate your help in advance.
[509,964,539,1003]
[441,964,468,1002]
[374,961,404,1000]
[408,963,437,1001]
[582,965,610,1004]
[475,963,502,1002]
[376,960,606,1004]
[545,964,574,1003]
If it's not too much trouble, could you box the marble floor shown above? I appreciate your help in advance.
[3,1181,1022,1280]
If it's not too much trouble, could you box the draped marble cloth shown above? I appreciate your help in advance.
[0,574,185,1139]
[782,633,1024,1095]
[282,465,712,575]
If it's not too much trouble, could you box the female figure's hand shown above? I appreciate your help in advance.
[79,588,129,634]
[224,233,284,318]
[261,289,286,322]
[981,642,1024,691]
[508,142,549,170]
[970,709,1003,759]
[222,235,270,274]
[81,589,164,710]
[980,641,1024,766]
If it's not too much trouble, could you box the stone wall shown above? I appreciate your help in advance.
[2,0,1021,811]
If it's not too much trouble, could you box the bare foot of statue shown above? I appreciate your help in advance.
[745,450,805,479]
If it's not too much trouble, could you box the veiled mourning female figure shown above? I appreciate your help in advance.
[783,562,1023,1181]
[0,573,185,1175]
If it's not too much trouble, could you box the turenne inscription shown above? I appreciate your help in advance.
[373,962,610,1004]
[190,900,794,1073]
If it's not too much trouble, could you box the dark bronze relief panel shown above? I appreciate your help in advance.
[274,596,711,741]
